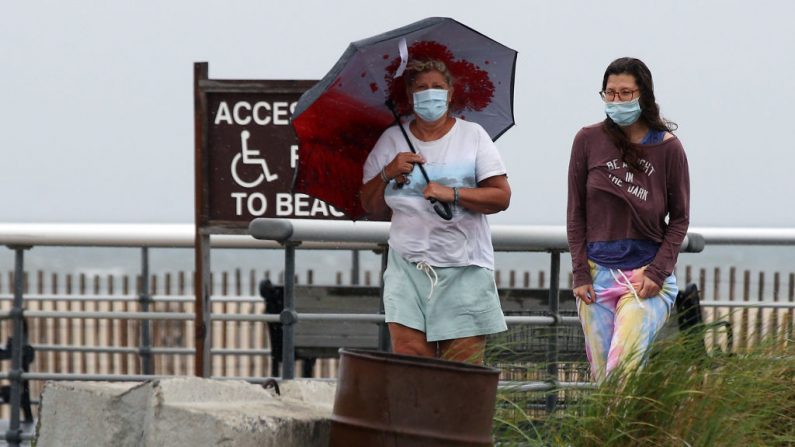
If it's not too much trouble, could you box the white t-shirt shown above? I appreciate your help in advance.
[362,118,507,269]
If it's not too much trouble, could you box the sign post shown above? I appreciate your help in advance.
[193,62,335,376]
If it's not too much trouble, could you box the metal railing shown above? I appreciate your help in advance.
[2,221,794,445]
[246,218,707,411]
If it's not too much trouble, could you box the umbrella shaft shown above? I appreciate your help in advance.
[385,100,431,184]
[398,123,431,184]
[414,161,431,184]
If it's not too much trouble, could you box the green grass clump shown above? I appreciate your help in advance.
[494,329,795,446]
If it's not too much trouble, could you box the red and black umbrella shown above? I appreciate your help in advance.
[291,17,517,220]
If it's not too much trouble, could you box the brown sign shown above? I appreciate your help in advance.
[192,63,350,375]
[195,67,345,230]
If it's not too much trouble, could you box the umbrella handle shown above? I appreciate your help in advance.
[431,199,453,221]
[385,99,453,221]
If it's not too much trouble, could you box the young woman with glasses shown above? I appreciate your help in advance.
[566,57,690,382]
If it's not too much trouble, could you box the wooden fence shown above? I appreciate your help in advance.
[1,265,793,420]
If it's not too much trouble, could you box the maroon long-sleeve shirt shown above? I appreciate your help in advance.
[567,123,690,288]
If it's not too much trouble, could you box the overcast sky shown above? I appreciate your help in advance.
[3,0,794,228]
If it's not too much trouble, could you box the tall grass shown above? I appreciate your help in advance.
[493,328,795,446]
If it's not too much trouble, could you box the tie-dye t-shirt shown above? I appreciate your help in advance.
[363,119,506,269]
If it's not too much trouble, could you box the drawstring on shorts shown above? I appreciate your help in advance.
[610,268,645,309]
[416,261,438,301]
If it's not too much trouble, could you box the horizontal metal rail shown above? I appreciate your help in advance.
[507,315,579,325]
[4,222,791,251]
[1,221,749,251]
[0,371,596,393]
[29,345,271,356]
[30,344,170,355]
[700,300,795,309]
[0,223,381,250]
[0,294,263,303]
[249,219,709,252]
[688,226,795,245]
[499,380,598,392]
[0,309,583,325]
[220,312,362,323]
[1,310,195,321]
[4,294,792,311]
[4,303,789,325]
[0,294,795,312]
[4,294,793,309]
[0,372,179,382]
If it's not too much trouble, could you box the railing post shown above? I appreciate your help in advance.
[6,246,30,447]
[281,242,299,379]
[546,250,560,413]
[377,245,391,352]
[351,249,360,286]
[139,247,153,375]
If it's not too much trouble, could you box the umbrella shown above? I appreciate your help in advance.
[291,17,517,220]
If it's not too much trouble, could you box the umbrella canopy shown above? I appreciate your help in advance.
[291,17,517,220]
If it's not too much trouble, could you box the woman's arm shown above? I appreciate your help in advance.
[423,175,510,214]
[567,130,591,289]
[359,152,424,219]
[359,174,391,219]
[645,142,690,287]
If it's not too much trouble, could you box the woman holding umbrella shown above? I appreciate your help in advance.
[360,59,511,365]
[567,57,690,382]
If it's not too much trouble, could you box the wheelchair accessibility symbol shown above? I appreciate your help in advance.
[231,130,279,188]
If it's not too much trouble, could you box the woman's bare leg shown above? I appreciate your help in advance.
[439,336,486,364]
[388,323,437,357]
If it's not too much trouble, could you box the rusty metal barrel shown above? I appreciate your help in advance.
[329,348,501,446]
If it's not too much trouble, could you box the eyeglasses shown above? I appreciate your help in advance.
[599,89,639,102]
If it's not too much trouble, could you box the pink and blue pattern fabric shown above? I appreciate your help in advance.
[577,261,677,382]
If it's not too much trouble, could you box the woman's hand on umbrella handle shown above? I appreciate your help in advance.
[385,152,425,183]
[423,182,455,203]
[423,182,454,220]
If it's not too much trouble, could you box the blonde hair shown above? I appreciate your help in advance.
[404,59,454,89]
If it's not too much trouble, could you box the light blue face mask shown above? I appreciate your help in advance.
[413,89,449,122]
[605,97,641,126]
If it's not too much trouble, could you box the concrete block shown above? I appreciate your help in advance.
[36,381,152,447]
[35,377,337,447]
[143,378,335,447]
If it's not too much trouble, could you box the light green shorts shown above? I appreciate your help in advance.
[382,249,507,342]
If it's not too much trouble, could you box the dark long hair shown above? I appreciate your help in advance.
[601,57,677,169]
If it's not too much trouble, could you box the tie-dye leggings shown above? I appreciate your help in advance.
[577,261,678,382]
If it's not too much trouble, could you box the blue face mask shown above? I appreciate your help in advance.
[605,98,641,126]
[413,89,449,122]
